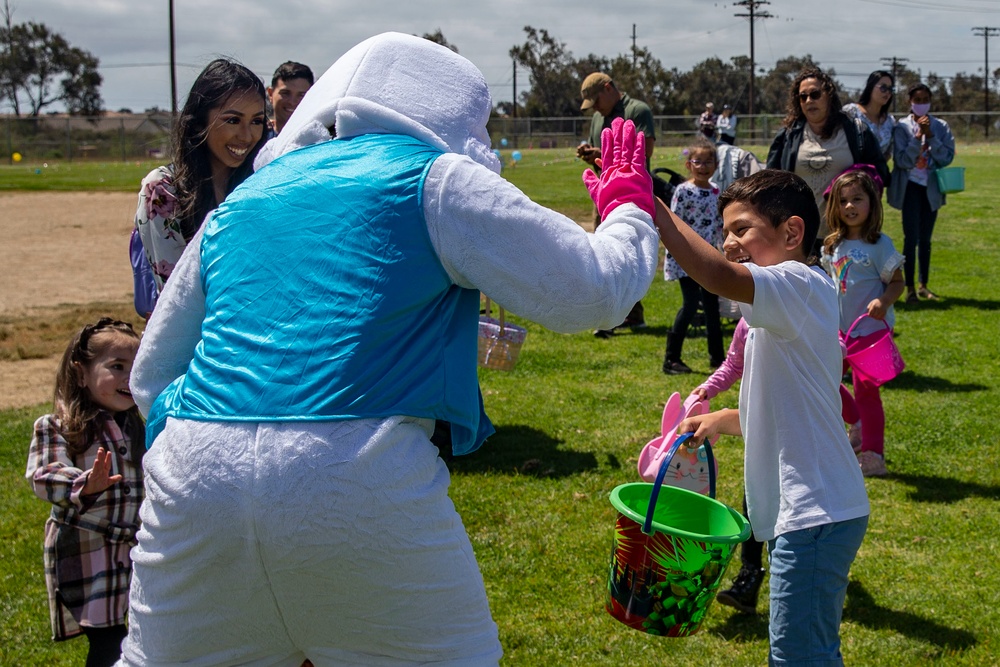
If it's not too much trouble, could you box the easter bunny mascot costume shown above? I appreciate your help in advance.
[122,32,658,666]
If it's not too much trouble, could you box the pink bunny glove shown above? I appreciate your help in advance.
[581,117,655,220]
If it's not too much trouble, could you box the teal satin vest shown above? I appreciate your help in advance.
[147,134,493,455]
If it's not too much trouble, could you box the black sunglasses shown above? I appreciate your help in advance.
[797,90,824,102]
[876,83,894,94]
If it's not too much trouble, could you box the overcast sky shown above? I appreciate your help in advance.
[15,0,1000,113]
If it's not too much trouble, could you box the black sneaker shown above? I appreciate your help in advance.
[716,566,765,614]
[593,329,614,339]
[662,359,693,375]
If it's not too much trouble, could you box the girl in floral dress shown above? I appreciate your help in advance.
[26,319,145,667]
[662,137,727,374]
[134,58,267,297]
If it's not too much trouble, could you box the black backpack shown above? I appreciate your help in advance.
[652,167,686,203]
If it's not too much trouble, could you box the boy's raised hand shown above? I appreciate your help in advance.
[582,118,655,220]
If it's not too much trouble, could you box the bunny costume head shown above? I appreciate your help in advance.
[255,32,501,174]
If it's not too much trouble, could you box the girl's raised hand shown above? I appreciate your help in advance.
[82,447,123,496]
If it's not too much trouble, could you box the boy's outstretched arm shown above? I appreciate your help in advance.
[653,197,755,304]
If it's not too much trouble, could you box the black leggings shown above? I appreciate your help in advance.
[82,624,127,667]
[740,494,765,570]
[900,180,938,288]
[665,276,725,362]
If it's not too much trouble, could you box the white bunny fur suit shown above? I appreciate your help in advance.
[121,32,658,666]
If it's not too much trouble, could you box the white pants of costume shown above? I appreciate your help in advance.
[118,417,501,666]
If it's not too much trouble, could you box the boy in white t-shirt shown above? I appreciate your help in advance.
[653,169,870,666]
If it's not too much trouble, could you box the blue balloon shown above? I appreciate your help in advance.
[500,138,509,147]
[493,149,502,159]
[511,150,522,162]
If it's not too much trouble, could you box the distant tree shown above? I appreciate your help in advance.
[674,56,753,116]
[601,46,680,115]
[498,26,994,120]
[421,29,458,53]
[0,5,102,117]
[0,0,23,115]
[509,26,580,117]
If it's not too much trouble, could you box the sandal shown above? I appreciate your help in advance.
[905,290,919,304]
[917,286,938,300]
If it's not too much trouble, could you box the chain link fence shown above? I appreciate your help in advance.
[4,111,997,164]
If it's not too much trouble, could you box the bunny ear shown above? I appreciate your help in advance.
[661,392,683,435]
[682,394,708,420]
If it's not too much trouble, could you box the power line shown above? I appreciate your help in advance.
[860,0,1000,12]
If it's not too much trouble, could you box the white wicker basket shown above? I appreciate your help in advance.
[478,298,527,371]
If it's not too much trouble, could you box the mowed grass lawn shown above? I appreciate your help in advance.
[2,144,999,666]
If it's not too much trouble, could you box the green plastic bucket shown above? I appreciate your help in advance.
[606,435,750,637]
[935,166,965,194]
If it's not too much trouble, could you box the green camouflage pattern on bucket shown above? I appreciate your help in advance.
[606,512,736,636]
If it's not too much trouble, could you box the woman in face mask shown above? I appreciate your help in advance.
[886,83,956,303]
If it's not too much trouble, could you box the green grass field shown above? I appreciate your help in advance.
[2,145,999,665]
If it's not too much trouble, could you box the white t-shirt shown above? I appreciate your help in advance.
[739,262,870,541]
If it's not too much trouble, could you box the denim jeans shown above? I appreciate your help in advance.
[767,516,869,666]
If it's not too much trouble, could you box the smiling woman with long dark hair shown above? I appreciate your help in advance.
[133,58,267,299]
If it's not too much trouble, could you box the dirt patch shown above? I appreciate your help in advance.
[1,191,137,410]
[0,191,596,411]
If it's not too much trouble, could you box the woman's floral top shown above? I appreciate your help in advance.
[843,103,896,161]
[134,165,186,292]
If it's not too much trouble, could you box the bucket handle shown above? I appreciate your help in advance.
[843,313,891,340]
[482,296,507,336]
[642,432,716,536]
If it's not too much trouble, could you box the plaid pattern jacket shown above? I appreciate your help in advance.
[25,413,144,640]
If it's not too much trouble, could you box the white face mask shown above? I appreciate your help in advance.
[911,102,931,117]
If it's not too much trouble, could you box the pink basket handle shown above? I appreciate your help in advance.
[843,313,891,340]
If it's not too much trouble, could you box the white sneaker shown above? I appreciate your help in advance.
[858,451,887,477]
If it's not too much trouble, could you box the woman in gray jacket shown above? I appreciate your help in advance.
[887,82,956,303]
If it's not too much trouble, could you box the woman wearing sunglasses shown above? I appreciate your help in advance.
[843,70,897,160]
[767,68,889,240]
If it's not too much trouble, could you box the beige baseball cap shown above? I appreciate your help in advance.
[580,72,612,110]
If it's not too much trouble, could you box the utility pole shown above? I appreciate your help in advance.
[631,24,637,69]
[169,0,177,116]
[880,57,909,113]
[733,0,773,138]
[972,26,999,137]
[512,58,517,119]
